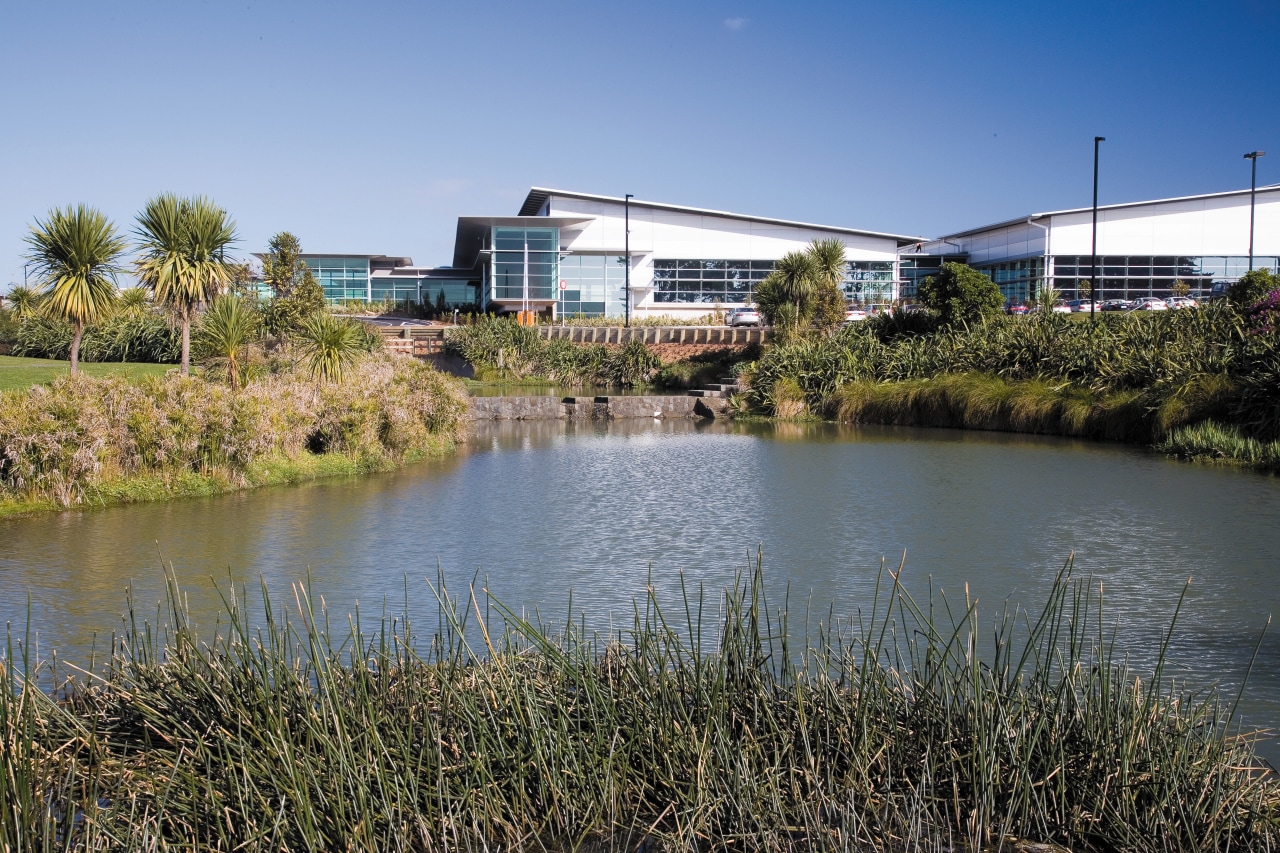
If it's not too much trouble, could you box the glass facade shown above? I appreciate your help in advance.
[306,257,370,302]
[558,254,626,317]
[652,260,774,304]
[842,261,895,303]
[1050,255,1280,299]
[653,258,898,306]
[370,277,478,306]
[492,227,559,301]
[975,258,1044,305]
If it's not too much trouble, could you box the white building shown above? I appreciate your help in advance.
[451,188,920,320]
[904,185,1280,305]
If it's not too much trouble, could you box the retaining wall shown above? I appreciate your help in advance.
[468,395,729,421]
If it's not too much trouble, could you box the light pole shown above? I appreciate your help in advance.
[624,194,633,328]
[1245,151,1266,271]
[1091,136,1105,319]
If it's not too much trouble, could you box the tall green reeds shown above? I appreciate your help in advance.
[3,559,1276,851]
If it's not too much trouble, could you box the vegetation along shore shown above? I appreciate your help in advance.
[736,256,1280,473]
[2,560,1276,851]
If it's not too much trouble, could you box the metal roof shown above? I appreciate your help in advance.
[518,188,922,244]
[939,184,1280,241]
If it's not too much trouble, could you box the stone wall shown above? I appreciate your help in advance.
[468,395,729,421]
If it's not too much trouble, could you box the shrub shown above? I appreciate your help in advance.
[12,310,180,363]
[0,355,468,507]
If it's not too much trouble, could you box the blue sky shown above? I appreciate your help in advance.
[2,0,1277,287]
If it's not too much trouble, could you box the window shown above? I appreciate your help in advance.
[491,227,559,301]
[652,259,773,304]
[306,257,370,302]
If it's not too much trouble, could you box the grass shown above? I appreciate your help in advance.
[0,355,173,392]
[3,557,1277,851]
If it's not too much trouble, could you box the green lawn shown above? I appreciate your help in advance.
[0,356,174,392]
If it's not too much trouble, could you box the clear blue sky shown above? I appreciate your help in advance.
[2,0,1277,287]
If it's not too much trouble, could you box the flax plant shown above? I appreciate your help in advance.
[23,204,127,374]
[196,293,261,390]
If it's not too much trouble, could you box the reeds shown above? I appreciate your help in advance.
[3,558,1277,851]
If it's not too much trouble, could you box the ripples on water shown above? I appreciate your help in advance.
[2,419,1279,754]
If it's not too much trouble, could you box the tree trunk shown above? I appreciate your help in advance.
[181,305,191,375]
[70,321,83,375]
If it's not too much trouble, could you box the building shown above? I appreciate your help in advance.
[903,185,1280,305]
[447,188,920,320]
[249,253,480,308]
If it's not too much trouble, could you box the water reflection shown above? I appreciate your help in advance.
[2,419,1279,751]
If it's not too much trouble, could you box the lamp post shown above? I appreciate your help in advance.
[1091,136,1105,319]
[1245,151,1266,271]
[624,194,633,328]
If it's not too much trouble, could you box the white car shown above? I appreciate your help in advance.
[1050,302,1072,314]
[1129,297,1169,311]
[1166,296,1198,309]
[726,307,762,327]
[843,308,868,323]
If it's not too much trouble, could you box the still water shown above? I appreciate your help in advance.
[2,419,1279,748]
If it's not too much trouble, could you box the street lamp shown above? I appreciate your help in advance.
[1245,151,1266,271]
[624,194,633,328]
[1091,136,1105,319]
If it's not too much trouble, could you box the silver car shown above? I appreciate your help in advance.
[726,307,762,327]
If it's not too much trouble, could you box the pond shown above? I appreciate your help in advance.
[3,418,1279,756]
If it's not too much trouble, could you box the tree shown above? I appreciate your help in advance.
[1171,279,1190,298]
[916,262,1005,326]
[261,232,314,297]
[135,194,239,374]
[296,312,365,383]
[196,294,261,390]
[24,204,127,373]
[260,232,326,338]
[1227,269,1280,310]
[3,284,42,319]
[807,238,848,333]
[753,248,818,334]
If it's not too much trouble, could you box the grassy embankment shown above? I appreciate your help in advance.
[744,306,1280,472]
[2,559,1276,851]
[0,355,172,393]
[0,353,469,518]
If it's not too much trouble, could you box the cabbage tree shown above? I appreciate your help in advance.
[135,194,238,373]
[24,204,126,373]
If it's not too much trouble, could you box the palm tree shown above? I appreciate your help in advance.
[135,194,238,374]
[4,284,42,319]
[296,312,365,383]
[806,238,849,333]
[24,204,127,374]
[196,294,261,391]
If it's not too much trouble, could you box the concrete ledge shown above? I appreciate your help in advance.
[468,395,716,421]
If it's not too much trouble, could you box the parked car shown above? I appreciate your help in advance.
[1129,297,1168,311]
[726,306,762,327]
[1101,299,1132,312]
[866,303,893,315]
[1006,302,1029,315]
[1050,302,1072,314]
[843,307,868,323]
[1067,299,1102,313]
[1166,296,1198,309]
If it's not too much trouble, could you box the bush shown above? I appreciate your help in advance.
[0,355,468,507]
[917,262,1006,326]
[12,310,180,363]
